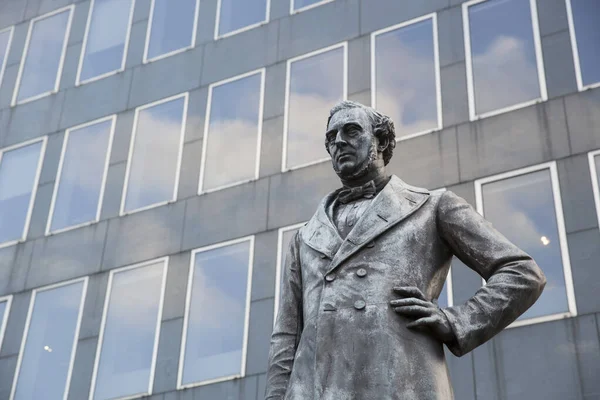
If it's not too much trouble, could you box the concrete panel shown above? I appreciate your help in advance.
[257,373,267,400]
[125,20,148,70]
[557,154,597,234]
[270,0,289,20]
[258,116,284,179]
[565,87,600,155]
[0,292,30,358]
[570,315,600,399]
[0,110,9,145]
[0,1,26,30]
[177,139,202,201]
[78,272,109,340]
[0,241,33,297]
[60,43,82,91]
[26,221,108,289]
[387,127,460,190]
[438,6,464,68]
[537,0,569,37]
[263,62,286,120]
[99,161,127,220]
[542,31,578,99]
[162,252,191,321]
[267,161,338,230]
[450,257,482,306]
[359,0,447,36]
[67,0,90,46]
[128,46,203,109]
[38,131,64,185]
[153,318,183,393]
[109,110,135,165]
[472,340,502,400]
[102,201,186,270]
[457,99,570,182]
[440,62,469,128]
[26,182,53,239]
[5,21,28,67]
[189,375,258,400]
[184,86,208,144]
[0,355,17,400]
[567,229,600,316]
[246,298,274,375]
[37,0,77,15]
[5,91,65,146]
[251,230,278,301]
[183,178,269,250]
[66,337,97,400]
[195,0,217,45]
[132,0,152,23]
[348,35,370,96]
[277,0,358,62]
[445,350,476,400]
[60,69,133,130]
[0,64,18,110]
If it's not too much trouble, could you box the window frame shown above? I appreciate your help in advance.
[274,222,306,325]
[0,26,14,90]
[143,0,201,64]
[46,115,116,236]
[474,161,577,328]
[462,0,548,121]
[290,0,335,14]
[177,235,255,389]
[281,41,348,172]
[198,68,265,194]
[565,0,600,91]
[120,92,188,216]
[12,5,74,106]
[10,276,88,400]
[76,0,136,86]
[588,149,600,230]
[370,13,443,142]
[214,0,271,40]
[88,257,168,400]
[0,136,48,249]
[0,295,13,352]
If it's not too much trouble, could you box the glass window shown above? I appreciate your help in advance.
[567,0,600,89]
[0,139,46,247]
[372,16,441,139]
[0,27,13,89]
[78,0,134,84]
[48,117,115,234]
[180,238,253,387]
[0,296,12,352]
[463,0,546,118]
[437,269,452,309]
[200,70,264,192]
[122,94,187,214]
[284,44,346,171]
[292,0,333,13]
[91,259,167,400]
[216,0,269,38]
[477,165,574,322]
[145,0,198,62]
[14,7,72,104]
[11,278,87,400]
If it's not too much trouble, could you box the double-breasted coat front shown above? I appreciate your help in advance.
[265,176,546,400]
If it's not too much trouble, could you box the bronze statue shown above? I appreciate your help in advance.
[265,101,546,399]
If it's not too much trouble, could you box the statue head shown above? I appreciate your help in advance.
[325,100,396,182]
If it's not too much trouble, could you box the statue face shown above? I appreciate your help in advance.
[326,107,376,179]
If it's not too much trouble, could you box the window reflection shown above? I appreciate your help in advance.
[568,0,600,88]
[201,71,263,192]
[437,268,452,309]
[465,0,544,117]
[79,0,133,83]
[146,0,197,61]
[92,260,167,400]
[0,28,12,87]
[480,168,570,320]
[373,16,440,139]
[16,8,71,103]
[217,0,268,38]
[49,118,114,233]
[0,140,44,246]
[123,94,186,214]
[12,279,86,400]
[285,45,346,170]
[181,239,252,386]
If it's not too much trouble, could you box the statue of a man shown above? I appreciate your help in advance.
[265,101,546,400]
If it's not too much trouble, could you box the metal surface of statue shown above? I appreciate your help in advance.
[265,101,547,400]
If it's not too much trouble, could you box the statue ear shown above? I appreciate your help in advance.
[377,133,389,153]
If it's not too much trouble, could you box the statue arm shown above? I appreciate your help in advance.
[436,190,546,357]
[265,231,304,399]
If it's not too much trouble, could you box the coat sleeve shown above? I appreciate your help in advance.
[436,190,546,357]
[265,231,304,399]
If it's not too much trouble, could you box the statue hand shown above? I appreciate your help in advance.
[390,286,454,343]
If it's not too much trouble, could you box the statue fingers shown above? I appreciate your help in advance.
[392,286,428,301]
[393,305,432,317]
[389,298,434,308]
[406,316,438,329]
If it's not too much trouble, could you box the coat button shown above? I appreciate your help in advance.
[354,300,366,310]
[356,268,367,278]
[323,303,336,311]
[325,273,336,282]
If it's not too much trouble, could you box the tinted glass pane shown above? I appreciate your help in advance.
[482,169,569,320]
[17,10,70,102]
[93,261,165,400]
[571,0,600,87]
[124,96,185,213]
[293,0,329,11]
[0,142,43,244]
[595,155,600,193]
[182,240,251,385]
[13,280,85,400]
[0,300,7,349]
[374,18,439,138]
[50,119,113,233]
[218,0,268,37]
[286,47,344,169]
[468,0,542,115]
[147,0,196,60]
[0,29,12,85]
[203,72,262,191]
[80,0,132,83]
[438,269,450,309]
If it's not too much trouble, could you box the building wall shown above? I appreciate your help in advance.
[0,0,598,399]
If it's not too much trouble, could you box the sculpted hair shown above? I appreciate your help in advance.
[326,100,396,165]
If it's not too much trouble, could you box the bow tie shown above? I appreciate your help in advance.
[338,181,377,204]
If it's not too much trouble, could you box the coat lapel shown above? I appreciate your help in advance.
[301,191,344,260]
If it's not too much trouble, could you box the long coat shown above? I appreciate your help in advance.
[265,175,546,400]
